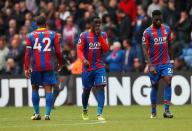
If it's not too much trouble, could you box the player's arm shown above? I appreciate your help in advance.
[142,31,157,75]
[77,33,90,67]
[98,33,109,52]
[168,27,175,72]
[54,32,63,71]
[24,35,32,78]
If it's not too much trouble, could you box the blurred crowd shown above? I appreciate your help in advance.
[0,0,192,75]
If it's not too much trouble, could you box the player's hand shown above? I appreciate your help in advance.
[95,26,101,36]
[144,64,148,74]
[172,63,175,73]
[83,59,90,68]
[57,64,63,72]
[149,65,157,75]
[25,69,30,79]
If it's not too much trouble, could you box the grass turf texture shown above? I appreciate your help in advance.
[0,105,192,131]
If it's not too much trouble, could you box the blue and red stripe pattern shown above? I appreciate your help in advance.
[142,24,171,65]
[24,28,62,71]
[77,29,109,72]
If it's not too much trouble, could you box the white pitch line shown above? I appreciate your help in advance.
[0,120,107,128]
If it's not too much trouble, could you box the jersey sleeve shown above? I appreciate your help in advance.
[77,32,86,60]
[24,35,32,70]
[142,30,150,45]
[168,27,171,42]
[53,32,63,66]
[98,33,109,52]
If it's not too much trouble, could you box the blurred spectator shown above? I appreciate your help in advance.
[133,5,151,63]
[102,14,118,44]
[130,58,143,72]
[19,26,28,45]
[19,1,29,15]
[147,0,161,17]
[87,4,97,16]
[47,2,55,21]
[107,0,118,25]
[7,36,25,74]
[122,39,137,72]
[78,11,91,31]
[62,15,81,49]
[26,0,38,15]
[92,0,102,14]
[12,3,25,28]
[117,9,132,41]
[54,11,63,32]
[59,3,70,22]
[171,32,182,59]
[98,4,108,19]
[25,12,37,32]
[7,27,16,44]
[4,8,13,26]
[6,58,21,75]
[0,16,7,36]
[118,0,137,24]
[175,10,192,48]
[0,36,9,74]
[162,0,179,30]
[105,41,124,72]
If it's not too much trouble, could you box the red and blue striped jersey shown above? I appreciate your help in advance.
[142,24,171,65]
[24,28,62,71]
[77,29,109,72]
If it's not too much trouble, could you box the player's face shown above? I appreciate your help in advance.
[92,18,101,34]
[152,15,162,28]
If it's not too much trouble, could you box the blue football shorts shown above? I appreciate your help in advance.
[31,70,56,86]
[82,68,107,89]
[148,63,173,85]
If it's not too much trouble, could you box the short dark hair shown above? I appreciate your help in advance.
[152,10,162,17]
[36,16,46,26]
[90,15,100,22]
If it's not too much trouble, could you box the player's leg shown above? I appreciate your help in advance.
[30,71,42,120]
[95,68,107,120]
[81,71,94,120]
[45,85,54,120]
[95,85,105,120]
[162,63,173,118]
[43,70,57,120]
[148,65,160,118]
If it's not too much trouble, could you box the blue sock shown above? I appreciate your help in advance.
[32,91,40,114]
[97,91,105,115]
[164,86,171,112]
[46,93,53,116]
[82,92,90,110]
[150,88,158,113]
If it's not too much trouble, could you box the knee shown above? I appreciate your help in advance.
[152,84,158,89]
[32,86,39,91]
[96,85,105,91]
[83,88,91,95]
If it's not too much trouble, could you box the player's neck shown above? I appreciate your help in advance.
[37,26,46,30]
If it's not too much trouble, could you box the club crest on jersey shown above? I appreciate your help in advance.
[89,42,101,49]
[154,37,167,45]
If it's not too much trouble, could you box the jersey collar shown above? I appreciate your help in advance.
[37,28,46,30]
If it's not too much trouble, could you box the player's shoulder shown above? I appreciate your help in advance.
[162,24,170,30]
[143,26,151,35]
[101,32,107,37]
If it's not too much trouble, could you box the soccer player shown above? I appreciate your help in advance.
[77,16,109,120]
[142,10,174,119]
[24,16,63,120]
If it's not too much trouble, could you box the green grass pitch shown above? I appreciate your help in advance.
[0,105,192,131]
